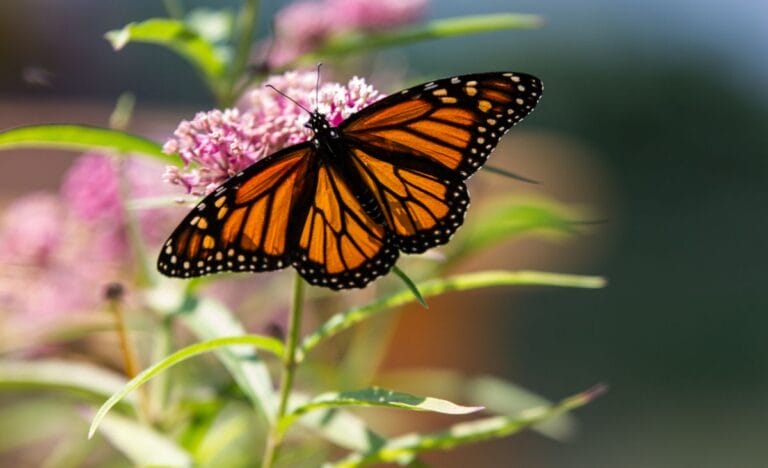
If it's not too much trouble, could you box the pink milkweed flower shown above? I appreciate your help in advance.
[163,71,384,195]
[62,152,179,250]
[268,0,428,67]
[0,193,120,328]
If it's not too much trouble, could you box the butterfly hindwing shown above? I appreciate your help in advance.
[347,146,469,253]
[157,144,312,277]
[341,72,542,179]
[291,162,399,289]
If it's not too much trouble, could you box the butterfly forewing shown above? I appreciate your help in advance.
[157,145,312,277]
[341,72,542,178]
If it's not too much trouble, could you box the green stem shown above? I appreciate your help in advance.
[261,273,305,468]
[225,0,260,106]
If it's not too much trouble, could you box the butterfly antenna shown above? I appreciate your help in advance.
[315,62,323,110]
[265,84,312,114]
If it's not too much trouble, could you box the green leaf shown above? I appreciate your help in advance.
[0,360,134,407]
[377,369,576,441]
[0,399,80,452]
[329,385,607,467]
[455,198,585,257]
[88,334,284,439]
[94,412,193,468]
[391,266,428,308]
[105,18,227,98]
[300,270,606,357]
[281,388,482,433]
[297,402,387,453]
[147,285,279,424]
[186,8,235,45]
[0,124,176,164]
[298,13,543,63]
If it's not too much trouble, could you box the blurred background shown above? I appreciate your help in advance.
[1,0,766,467]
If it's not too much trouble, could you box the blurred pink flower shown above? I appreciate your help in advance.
[269,0,428,67]
[0,153,180,328]
[164,71,384,195]
[62,152,179,248]
[0,193,119,326]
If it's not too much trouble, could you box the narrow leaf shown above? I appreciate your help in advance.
[88,334,283,439]
[0,124,176,164]
[392,266,428,308]
[456,199,586,258]
[94,412,193,467]
[300,270,606,357]
[299,14,543,63]
[484,165,540,184]
[0,360,134,407]
[105,18,227,97]
[147,286,278,424]
[330,385,607,467]
[282,387,482,432]
[377,369,576,441]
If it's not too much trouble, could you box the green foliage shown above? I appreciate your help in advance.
[0,124,174,163]
[106,18,228,100]
[0,2,606,467]
[329,386,606,467]
[299,14,543,64]
[300,270,606,357]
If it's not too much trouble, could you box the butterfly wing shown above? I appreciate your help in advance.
[290,162,399,289]
[341,72,542,179]
[340,72,542,252]
[157,144,312,277]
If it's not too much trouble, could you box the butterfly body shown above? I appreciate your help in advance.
[158,72,542,289]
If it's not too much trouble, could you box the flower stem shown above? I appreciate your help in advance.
[225,0,261,106]
[106,284,150,420]
[261,273,305,468]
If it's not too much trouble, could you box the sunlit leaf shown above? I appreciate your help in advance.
[281,388,482,433]
[298,14,543,64]
[105,18,227,98]
[300,270,606,357]
[95,412,193,467]
[0,124,176,164]
[88,334,284,439]
[329,385,607,467]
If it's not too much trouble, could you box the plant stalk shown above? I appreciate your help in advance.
[261,273,305,468]
[226,0,261,106]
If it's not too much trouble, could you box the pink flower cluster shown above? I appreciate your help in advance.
[0,153,175,327]
[164,71,384,195]
[269,0,428,67]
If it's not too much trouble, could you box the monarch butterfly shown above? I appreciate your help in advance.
[158,72,542,290]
